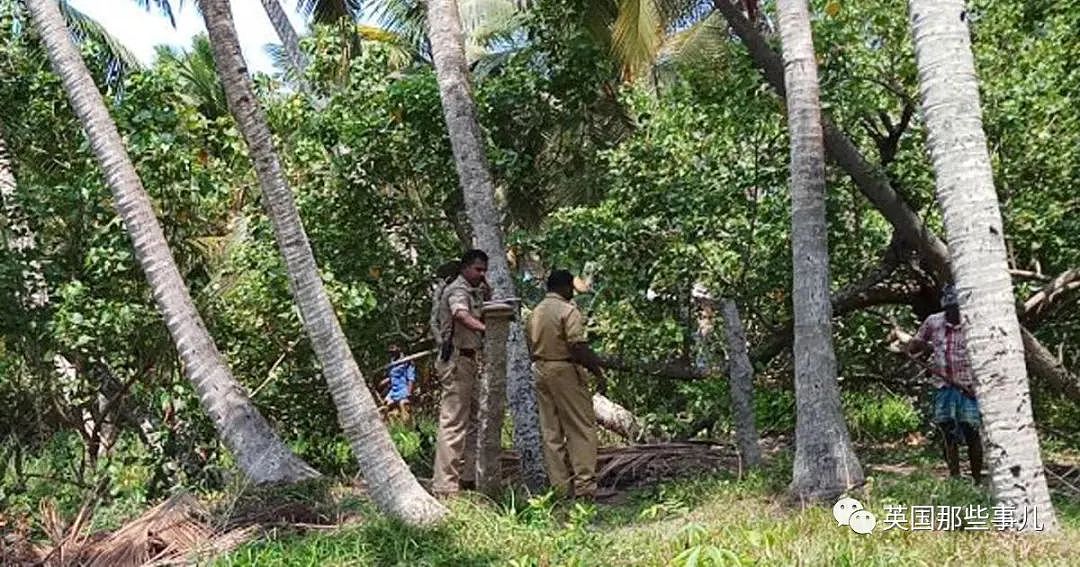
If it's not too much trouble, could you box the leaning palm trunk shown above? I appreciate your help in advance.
[907,0,1056,531]
[26,0,318,484]
[776,0,864,500]
[426,0,547,491]
[197,0,445,525]
[258,0,307,77]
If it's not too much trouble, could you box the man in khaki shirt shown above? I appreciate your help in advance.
[527,270,606,500]
[432,249,491,496]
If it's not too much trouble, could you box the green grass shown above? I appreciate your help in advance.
[210,448,1080,566]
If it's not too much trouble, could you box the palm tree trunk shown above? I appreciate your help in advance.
[26,0,319,485]
[426,0,547,491]
[907,0,1057,531]
[197,0,445,525]
[720,299,761,468]
[259,0,308,76]
[776,0,863,500]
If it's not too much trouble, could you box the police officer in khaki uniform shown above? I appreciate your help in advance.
[527,270,606,500]
[432,249,491,496]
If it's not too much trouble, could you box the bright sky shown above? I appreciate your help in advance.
[66,0,309,74]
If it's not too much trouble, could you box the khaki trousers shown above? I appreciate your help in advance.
[533,360,598,498]
[432,352,479,494]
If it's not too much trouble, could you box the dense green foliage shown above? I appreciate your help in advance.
[1,0,1078,540]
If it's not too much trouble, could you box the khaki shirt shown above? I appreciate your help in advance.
[527,293,586,361]
[438,275,486,350]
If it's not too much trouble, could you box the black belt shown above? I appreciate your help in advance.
[458,348,478,358]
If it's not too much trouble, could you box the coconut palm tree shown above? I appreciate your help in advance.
[154,34,229,119]
[374,0,717,80]
[775,0,863,500]
[25,0,320,485]
[907,0,1057,531]
[196,0,446,525]
[426,0,548,492]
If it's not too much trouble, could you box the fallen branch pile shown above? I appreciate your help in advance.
[596,442,735,490]
[498,441,742,493]
[1,490,342,567]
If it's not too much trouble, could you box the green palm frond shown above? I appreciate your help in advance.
[656,10,727,69]
[458,0,518,48]
[356,24,419,70]
[611,0,664,81]
[296,0,362,24]
[473,9,528,49]
[131,0,184,27]
[264,42,299,80]
[580,0,618,49]
[656,0,713,30]
[471,47,515,80]
[58,1,145,82]
[369,0,526,62]
[369,0,430,56]
[157,33,228,119]
[608,0,713,81]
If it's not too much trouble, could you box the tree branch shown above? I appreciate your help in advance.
[1021,268,1080,327]
[1020,329,1080,403]
[713,0,1075,395]
[712,0,950,277]
[1010,269,1051,282]
[751,236,919,364]
[601,355,707,380]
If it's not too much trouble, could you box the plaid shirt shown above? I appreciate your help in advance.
[914,312,974,390]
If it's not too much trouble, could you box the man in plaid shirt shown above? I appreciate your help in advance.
[906,284,983,484]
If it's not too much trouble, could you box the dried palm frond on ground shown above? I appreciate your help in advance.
[596,442,734,490]
[497,438,790,498]
[2,494,239,567]
[79,494,232,566]
[1,488,347,567]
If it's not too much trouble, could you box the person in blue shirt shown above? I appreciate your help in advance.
[380,344,416,421]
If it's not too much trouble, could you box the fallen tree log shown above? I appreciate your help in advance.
[593,394,643,441]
